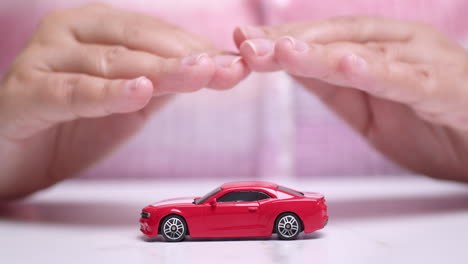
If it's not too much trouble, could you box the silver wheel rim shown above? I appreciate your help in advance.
[278,215,299,238]
[163,217,185,240]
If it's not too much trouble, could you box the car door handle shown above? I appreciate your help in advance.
[248,207,258,212]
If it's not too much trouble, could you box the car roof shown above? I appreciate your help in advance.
[221,181,278,190]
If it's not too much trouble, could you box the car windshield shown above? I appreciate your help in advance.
[277,185,304,197]
[194,187,222,205]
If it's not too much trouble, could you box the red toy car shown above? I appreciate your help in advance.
[139,181,328,242]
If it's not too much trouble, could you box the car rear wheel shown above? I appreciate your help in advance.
[275,213,301,240]
[161,215,187,242]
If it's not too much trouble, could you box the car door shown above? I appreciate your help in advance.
[204,191,262,237]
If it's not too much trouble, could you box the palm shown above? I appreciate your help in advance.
[296,77,467,179]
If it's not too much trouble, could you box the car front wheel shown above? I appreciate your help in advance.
[161,215,187,242]
[275,213,301,240]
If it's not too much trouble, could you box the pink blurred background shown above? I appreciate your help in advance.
[1,0,467,179]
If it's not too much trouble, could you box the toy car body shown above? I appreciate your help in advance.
[139,181,328,241]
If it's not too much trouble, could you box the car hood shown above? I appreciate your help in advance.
[151,197,195,206]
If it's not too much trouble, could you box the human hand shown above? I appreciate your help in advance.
[0,3,249,199]
[235,16,468,181]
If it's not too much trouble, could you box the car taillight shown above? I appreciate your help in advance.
[317,198,327,208]
[141,211,151,219]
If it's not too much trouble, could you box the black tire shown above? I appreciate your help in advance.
[160,215,187,242]
[275,213,301,240]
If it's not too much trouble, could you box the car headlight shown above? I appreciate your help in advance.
[141,211,151,219]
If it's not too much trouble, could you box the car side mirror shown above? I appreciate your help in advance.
[210,198,217,207]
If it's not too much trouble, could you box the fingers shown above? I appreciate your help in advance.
[235,17,419,73]
[208,55,251,90]
[234,26,268,48]
[235,16,416,47]
[69,3,211,57]
[237,30,443,107]
[273,36,438,106]
[234,22,311,48]
[45,44,217,95]
[38,4,249,96]
[33,74,154,123]
[237,22,468,121]
[234,17,420,71]
[283,17,414,44]
[239,39,281,72]
[238,36,421,73]
[153,54,217,94]
[0,73,156,139]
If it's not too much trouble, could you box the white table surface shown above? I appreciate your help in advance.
[1,175,468,264]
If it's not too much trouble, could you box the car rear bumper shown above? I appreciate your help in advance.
[303,206,328,233]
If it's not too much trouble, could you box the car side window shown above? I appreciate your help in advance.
[217,191,271,203]
[256,191,271,201]
[217,191,249,203]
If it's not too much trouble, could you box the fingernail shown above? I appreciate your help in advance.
[182,53,210,66]
[346,53,367,72]
[341,54,368,84]
[126,76,152,92]
[243,39,273,56]
[239,26,265,39]
[214,55,242,68]
[281,36,309,53]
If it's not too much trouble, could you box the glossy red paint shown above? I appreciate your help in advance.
[139,181,328,241]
